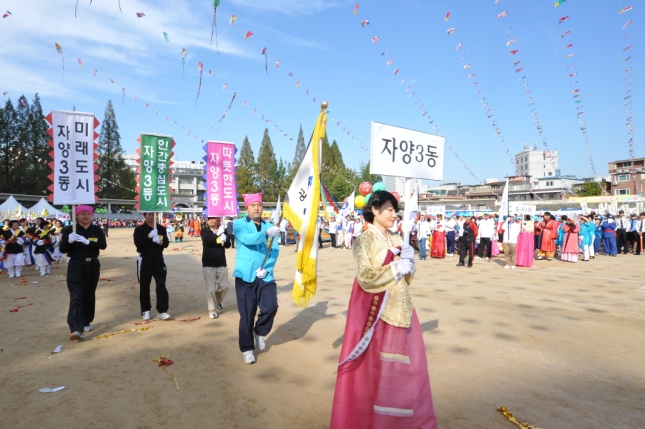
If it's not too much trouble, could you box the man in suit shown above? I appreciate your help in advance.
[616,210,628,254]
[233,193,280,364]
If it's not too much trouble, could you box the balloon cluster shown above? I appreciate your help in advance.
[354,181,388,209]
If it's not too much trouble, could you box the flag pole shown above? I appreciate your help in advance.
[72,205,76,234]
[260,195,283,269]
[403,178,412,245]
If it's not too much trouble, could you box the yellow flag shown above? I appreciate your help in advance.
[283,106,327,308]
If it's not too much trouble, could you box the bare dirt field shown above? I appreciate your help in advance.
[1,228,644,428]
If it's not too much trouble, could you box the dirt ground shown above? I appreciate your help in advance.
[1,228,644,428]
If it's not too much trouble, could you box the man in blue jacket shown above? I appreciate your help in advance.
[233,193,280,364]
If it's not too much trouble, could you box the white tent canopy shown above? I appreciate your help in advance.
[29,198,66,218]
[0,196,30,219]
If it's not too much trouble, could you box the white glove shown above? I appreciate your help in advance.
[16,237,25,245]
[152,235,160,244]
[78,236,90,245]
[400,244,415,261]
[68,233,78,243]
[256,268,268,279]
[36,240,44,246]
[219,234,227,243]
[266,226,280,237]
[148,229,157,238]
[390,259,414,282]
[216,225,225,235]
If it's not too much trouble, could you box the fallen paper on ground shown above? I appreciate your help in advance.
[53,345,62,353]
[39,386,65,393]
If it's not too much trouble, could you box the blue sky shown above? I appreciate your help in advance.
[0,0,640,185]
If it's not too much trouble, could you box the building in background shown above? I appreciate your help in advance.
[384,176,421,196]
[608,157,644,196]
[514,143,559,179]
[124,154,206,209]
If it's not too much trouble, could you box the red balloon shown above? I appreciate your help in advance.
[391,191,401,202]
[359,182,373,196]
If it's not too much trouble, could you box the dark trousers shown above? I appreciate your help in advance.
[319,230,323,248]
[137,255,169,313]
[630,232,643,254]
[235,277,278,352]
[330,233,336,248]
[230,235,235,248]
[616,229,628,253]
[446,231,456,254]
[280,231,286,246]
[66,259,100,333]
[478,237,492,258]
[459,242,475,266]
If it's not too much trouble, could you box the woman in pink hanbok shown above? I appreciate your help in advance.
[330,191,437,429]
[560,217,579,262]
[515,215,535,267]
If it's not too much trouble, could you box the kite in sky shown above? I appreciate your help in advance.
[381,49,387,56]
[93,69,97,76]
[262,47,268,74]
[136,12,145,18]
[513,60,521,67]
[353,4,359,15]
[506,38,515,46]
[619,6,632,14]
[275,60,280,68]
[121,88,125,105]
[495,0,500,5]
[561,30,571,38]
[244,31,253,39]
[498,11,508,19]
[195,62,204,106]
[565,43,573,48]
[222,83,227,90]
[505,28,512,37]
[361,20,369,27]
[393,68,400,75]
[208,70,214,75]
[554,0,566,7]
[447,27,456,34]
[163,32,170,42]
[463,64,472,70]
[386,58,393,66]
[54,43,64,77]
[456,42,462,50]
[516,68,524,73]
[211,0,220,48]
[2,10,11,18]
[182,48,187,76]
[565,53,574,58]
[229,14,236,25]
[622,20,633,30]
[509,49,519,56]
[558,16,569,24]
[468,73,475,78]
[372,36,380,43]
[623,45,632,51]
[445,12,450,22]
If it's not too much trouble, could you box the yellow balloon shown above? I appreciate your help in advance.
[354,195,366,209]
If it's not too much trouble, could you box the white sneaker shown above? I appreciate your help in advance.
[254,333,266,351]
[486,257,490,261]
[40,272,46,277]
[8,273,14,278]
[69,331,84,341]
[504,265,510,269]
[209,311,218,319]
[84,325,93,332]
[511,266,516,270]
[475,256,482,260]
[157,312,171,320]
[15,271,21,277]
[242,351,256,364]
[142,311,151,321]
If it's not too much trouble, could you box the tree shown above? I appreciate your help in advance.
[256,128,278,200]
[0,99,18,193]
[96,100,136,199]
[24,94,51,195]
[357,161,382,184]
[330,140,345,171]
[289,125,306,181]
[236,135,258,198]
[577,182,604,197]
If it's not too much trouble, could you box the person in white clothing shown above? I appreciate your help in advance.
[417,215,431,260]
[279,218,289,246]
[445,215,457,256]
[502,215,521,269]
[343,215,353,249]
[476,214,496,260]
[328,217,338,249]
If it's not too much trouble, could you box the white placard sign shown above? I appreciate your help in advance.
[49,110,97,205]
[508,204,537,215]
[370,121,445,181]
[424,204,446,216]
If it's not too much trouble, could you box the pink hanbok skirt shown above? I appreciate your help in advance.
[516,232,534,267]
[490,240,501,256]
[331,276,437,428]
[561,252,578,262]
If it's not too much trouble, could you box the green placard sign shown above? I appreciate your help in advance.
[138,133,172,212]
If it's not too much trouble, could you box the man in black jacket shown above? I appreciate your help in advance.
[457,217,477,268]
[60,206,107,340]
[2,220,27,278]
[133,213,170,321]
[225,217,235,248]
[201,216,231,319]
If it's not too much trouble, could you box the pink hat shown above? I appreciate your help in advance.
[75,205,94,216]
[242,193,263,207]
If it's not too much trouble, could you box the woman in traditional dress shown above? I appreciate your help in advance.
[430,215,445,259]
[560,217,579,262]
[330,191,437,429]
[516,215,535,267]
[536,212,557,260]
[579,217,595,261]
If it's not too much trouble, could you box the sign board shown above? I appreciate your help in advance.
[370,121,445,181]
[136,133,174,212]
[46,110,99,205]
[508,204,537,215]
[568,194,642,203]
[580,201,589,214]
[422,204,446,216]
[203,141,239,217]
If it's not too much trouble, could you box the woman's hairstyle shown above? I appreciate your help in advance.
[560,215,568,221]
[544,212,552,218]
[363,190,399,224]
[524,214,531,221]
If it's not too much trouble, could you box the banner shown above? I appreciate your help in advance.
[509,204,537,215]
[203,141,238,217]
[340,191,355,218]
[423,204,446,216]
[135,133,174,212]
[46,110,99,205]
[370,121,445,181]
[568,194,642,203]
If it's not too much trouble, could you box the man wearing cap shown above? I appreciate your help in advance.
[2,220,27,278]
[616,210,628,254]
[60,206,107,340]
[201,216,231,319]
[233,194,280,364]
[133,213,170,321]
